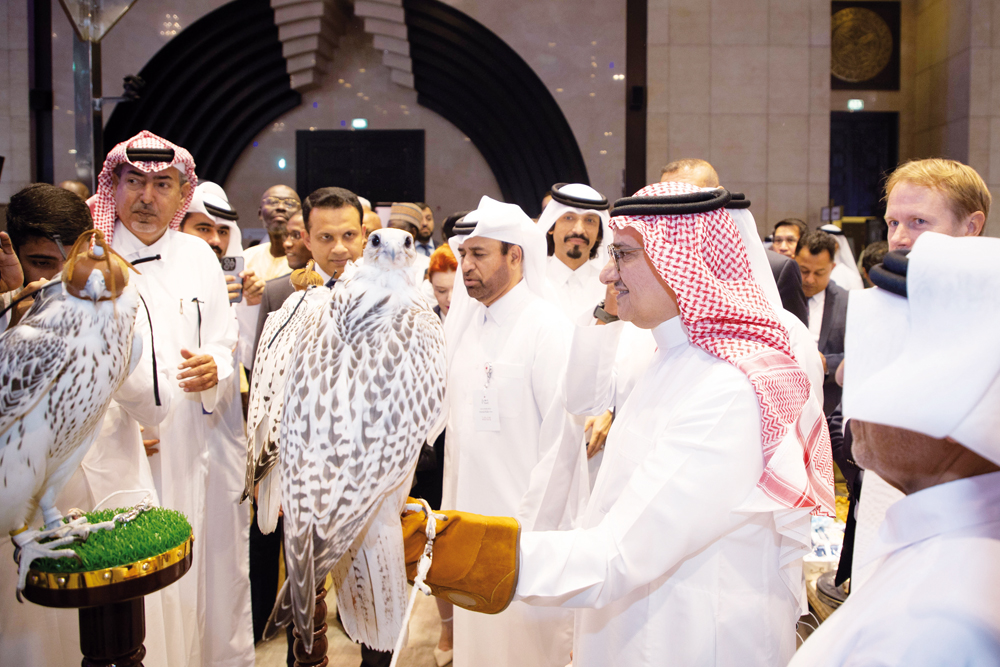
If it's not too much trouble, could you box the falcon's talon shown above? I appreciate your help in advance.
[10,515,116,593]
[12,532,80,592]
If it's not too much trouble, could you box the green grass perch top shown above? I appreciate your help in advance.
[32,507,192,574]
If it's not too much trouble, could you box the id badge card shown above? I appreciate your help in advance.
[473,388,501,431]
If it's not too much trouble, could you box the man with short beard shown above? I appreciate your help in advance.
[243,184,300,281]
[442,196,588,667]
[87,131,247,667]
[538,183,610,321]
[414,201,436,256]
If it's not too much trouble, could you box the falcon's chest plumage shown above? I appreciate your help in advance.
[270,228,447,653]
[0,282,140,534]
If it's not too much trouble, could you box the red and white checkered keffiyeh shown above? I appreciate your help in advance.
[611,181,835,517]
[86,130,198,244]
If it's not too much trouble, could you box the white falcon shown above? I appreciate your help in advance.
[0,231,141,592]
[265,228,446,652]
[243,262,330,534]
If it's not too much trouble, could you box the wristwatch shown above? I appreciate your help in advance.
[593,301,619,324]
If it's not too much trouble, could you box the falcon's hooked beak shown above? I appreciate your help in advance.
[82,269,108,303]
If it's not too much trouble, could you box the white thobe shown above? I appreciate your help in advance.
[517,317,802,667]
[545,255,606,322]
[790,471,1000,666]
[851,471,905,591]
[564,320,657,485]
[243,241,291,282]
[203,368,255,667]
[443,280,587,667]
[112,223,239,667]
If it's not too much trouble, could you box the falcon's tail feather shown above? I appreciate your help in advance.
[257,468,281,535]
[334,485,410,651]
[287,528,318,653]
[262,579,294,641]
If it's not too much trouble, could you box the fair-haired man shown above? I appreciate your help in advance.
[790,232,1000,665]
[884,158,988,251]
[659,157,719,188]
[840,159,993,596]
[538,183,610,321]
[442,196,587,667]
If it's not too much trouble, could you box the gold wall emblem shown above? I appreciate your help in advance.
[831,7,893,83]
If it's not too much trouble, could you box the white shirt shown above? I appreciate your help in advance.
[807,287,826,342]
[545,255,606,322]
[244,241,291,282]
[443,279,587,667]
[516,317,802,667]
[790,471,1000,667]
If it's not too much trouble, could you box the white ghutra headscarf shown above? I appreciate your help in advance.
[537,183,612,266]
[444,196,551,366]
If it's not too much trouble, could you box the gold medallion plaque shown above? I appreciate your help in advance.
[831,7,893,83]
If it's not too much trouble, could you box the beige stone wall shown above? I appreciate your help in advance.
[906,0,998,237]
[646,0,832,235]
[0,0,32,204]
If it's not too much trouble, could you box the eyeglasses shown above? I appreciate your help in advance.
[607,244,643,271]
[262,196,301,209]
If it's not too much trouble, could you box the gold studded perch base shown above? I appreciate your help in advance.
[22,535,193,667]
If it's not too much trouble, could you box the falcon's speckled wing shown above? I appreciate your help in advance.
[265,229,447,653]
[243,284,331,534]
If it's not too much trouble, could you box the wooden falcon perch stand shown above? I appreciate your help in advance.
[18,506,193,667]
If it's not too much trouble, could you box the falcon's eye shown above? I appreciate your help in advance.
[371,234,380,247]
[404,237,412,248]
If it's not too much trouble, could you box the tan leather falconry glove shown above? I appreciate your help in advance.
[401,500,520,614]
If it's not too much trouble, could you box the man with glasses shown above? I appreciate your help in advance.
[403,184,833,667]
[244,185,301,282]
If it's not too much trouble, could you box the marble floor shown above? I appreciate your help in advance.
[255,590,446,667]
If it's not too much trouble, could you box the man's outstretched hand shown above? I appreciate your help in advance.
[402,500,520,614]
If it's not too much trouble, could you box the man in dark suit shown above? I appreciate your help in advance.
[795,230,847,415]
[766,248,808,325]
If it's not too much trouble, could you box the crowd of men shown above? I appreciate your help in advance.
[0,132,998,667]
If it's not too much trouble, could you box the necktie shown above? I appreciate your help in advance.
[325,277,337,288]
